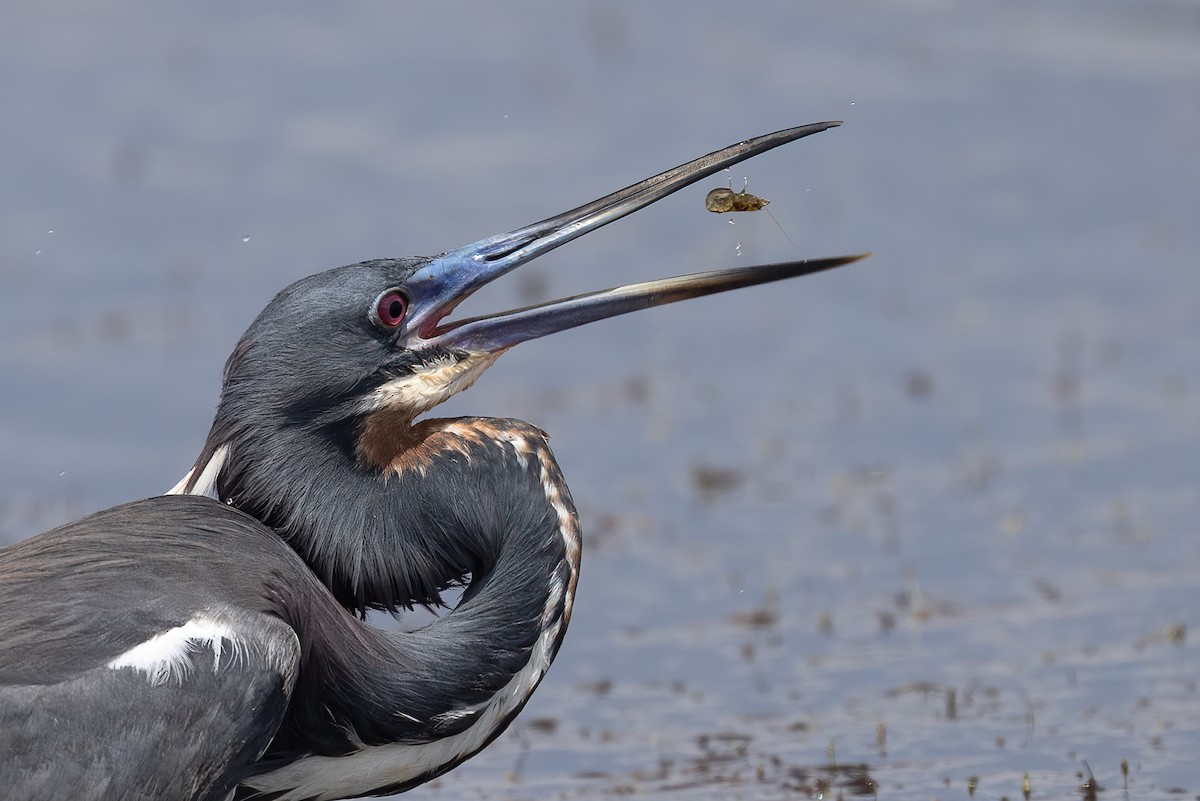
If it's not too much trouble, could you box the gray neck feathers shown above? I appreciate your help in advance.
[193,414,581,760]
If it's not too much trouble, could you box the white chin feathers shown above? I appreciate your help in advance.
[362,351,501,419]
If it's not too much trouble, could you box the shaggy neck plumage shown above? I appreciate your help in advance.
[196,404,570,615]
[184,358,583,796]
[202,410,582,796]
[262,430,577,749]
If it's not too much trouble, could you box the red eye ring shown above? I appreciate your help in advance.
[373,289,408,329]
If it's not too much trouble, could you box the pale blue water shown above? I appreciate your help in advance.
[3,3,1199,798]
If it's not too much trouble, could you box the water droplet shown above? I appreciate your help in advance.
[727,219,735,225]
[850,101,856,106]
[47,229,55,235]
[58,471,66,477]
[35,249,41,255]
[241,235,251,243]
[735,241,742,257]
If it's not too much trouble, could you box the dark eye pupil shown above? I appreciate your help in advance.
[387,300,402,319]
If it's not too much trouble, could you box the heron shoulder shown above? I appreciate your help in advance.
[0,497,310,800]
[1,607,299,801]
[0,496,312,685]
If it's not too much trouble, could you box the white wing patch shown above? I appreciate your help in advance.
[107,614,243,685]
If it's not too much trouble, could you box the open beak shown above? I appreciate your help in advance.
[404,121,868,353]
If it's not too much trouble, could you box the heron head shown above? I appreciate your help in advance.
[209,123,867,466]
[176,123,866,612]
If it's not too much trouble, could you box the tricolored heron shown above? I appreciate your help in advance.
[0,123,866,800]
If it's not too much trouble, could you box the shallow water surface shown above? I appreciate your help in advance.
[2,3,1199,798]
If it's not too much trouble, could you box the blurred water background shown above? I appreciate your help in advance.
[2,3,1199,798]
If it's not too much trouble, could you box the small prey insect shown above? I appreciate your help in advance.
[705,180,770,213]
[706,177,796,251]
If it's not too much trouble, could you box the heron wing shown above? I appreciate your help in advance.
[0,498,305,801]
[0,609,300,801]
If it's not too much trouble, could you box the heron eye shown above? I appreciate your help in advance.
[373,290,408,329]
